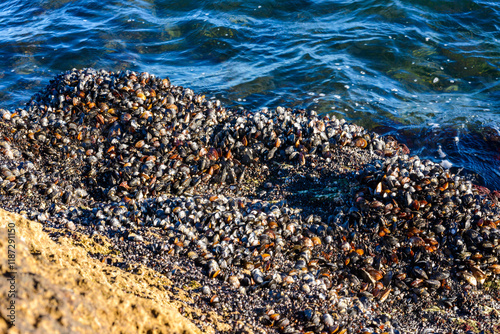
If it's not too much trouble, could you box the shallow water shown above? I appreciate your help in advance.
[1,0,499,188]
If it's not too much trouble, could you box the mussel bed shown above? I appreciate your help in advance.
[0,68,499,333]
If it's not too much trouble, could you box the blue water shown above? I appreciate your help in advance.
[1,0,500,188]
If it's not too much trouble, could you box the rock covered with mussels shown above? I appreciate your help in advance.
[0,68,499,333]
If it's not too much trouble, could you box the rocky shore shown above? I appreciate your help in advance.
[0,209,211,333]
[0,69,499,333]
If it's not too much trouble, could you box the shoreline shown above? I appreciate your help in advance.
[0,68,499,333]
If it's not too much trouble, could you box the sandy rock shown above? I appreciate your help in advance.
[0,209,207,334]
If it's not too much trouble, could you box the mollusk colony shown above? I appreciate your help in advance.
[0,69,499,333]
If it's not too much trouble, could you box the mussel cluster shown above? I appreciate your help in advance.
[0,69,499,334]
[0,69,381,204]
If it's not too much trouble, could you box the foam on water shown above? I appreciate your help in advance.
[441,160,453,169]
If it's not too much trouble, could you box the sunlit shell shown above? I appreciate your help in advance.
[354,137,368,148]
